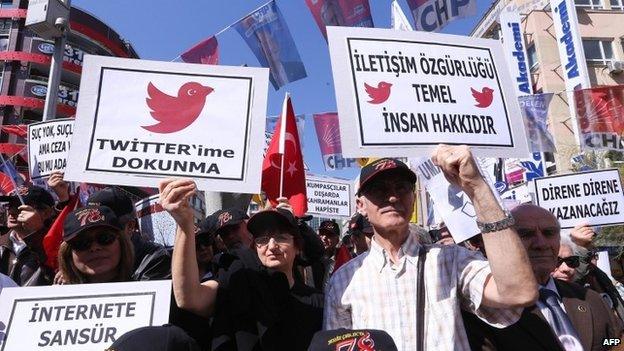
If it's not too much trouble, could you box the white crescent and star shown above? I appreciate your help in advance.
[269,132,299,177]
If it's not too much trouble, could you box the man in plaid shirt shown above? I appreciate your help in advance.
[324,145,538,350]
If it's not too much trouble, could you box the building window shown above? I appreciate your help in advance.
[611,0,624,10]
[527,45,539,71]
[575,0,603,8]
[582,39,614,65]
[0,19,11,35]
[0,36,8,51]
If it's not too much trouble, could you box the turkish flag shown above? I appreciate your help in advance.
[43,194,79,271]
[575,85,624,134]
[1,125,27,138]
[262,94,307,217]
[180,36,219,65]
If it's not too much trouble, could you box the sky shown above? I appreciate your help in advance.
[70,0,493,181]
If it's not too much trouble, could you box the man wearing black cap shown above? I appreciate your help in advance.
[347,213,373,256]
[200,208,260,276]
[324,145,538,351]
[318,219,341,288]
[0,186,57,286]
[88,187,171,281]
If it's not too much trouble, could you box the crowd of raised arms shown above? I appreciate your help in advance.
[1,145,623,351]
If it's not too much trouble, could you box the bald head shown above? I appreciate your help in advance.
[511,203,561,285]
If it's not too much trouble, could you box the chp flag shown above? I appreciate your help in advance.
[327,26,530,158]
[574,84,624,151]
[64,55,269,193]
[533,169,624,229]
[28,118,74,179]
[306,175,353,218]
[407,0,477,32]
[313,112,358,171]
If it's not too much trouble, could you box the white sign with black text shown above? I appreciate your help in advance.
[28,118,74,179]
[65,55,269,193]
[533,169,624,229]
[306,175,353,219]
[327,26,529,158]
[0,280,171,351]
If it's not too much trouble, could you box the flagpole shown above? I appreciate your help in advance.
[278,92,290,198]
[0,153,24,205]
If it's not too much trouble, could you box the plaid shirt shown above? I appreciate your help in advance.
[324,229,522,351]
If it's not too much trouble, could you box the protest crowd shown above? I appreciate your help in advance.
[2,0,624,350]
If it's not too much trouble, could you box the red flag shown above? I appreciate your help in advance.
[333,245,353,272]
[180,36,219,65]
[0,173,15,195]
[1,125,27,138]
[0,143,26,156]
[575,85,624,134]
[262,94,307,217]
[43,194,79,271]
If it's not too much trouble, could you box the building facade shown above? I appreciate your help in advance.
[472,0,624,171]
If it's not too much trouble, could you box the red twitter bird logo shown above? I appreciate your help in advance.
[471,87,494,108]
[142,82,214,134]
[364,81,393,104]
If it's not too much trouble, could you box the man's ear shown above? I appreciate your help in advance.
[356,196,366,216]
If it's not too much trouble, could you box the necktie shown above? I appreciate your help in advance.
[539,288,582,350]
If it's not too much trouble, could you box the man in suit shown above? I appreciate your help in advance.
[464,203,622,351]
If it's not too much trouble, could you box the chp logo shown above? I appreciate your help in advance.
[143,81,214,134]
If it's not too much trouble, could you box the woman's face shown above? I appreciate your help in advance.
[69,227,121,282]
[254,232,298,273]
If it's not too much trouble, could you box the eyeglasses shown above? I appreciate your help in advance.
[195,234,214,249]
[254,233,293,247]
[361,180,415,199]
[515,227,560,238]
[68,231,117,252]
[557,256,580,269]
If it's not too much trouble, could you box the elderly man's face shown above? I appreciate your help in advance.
[356,172,415,235]
[552,244,577,283]
[513,205,561,285]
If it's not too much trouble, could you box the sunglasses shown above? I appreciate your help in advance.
[68,231,117,252]
[254,233,293,247]
[195,234,214,249]
[557,256,580,269]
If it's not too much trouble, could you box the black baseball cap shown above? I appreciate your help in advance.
[308,328,398,351]
[199,208,249,236]
[0,185,54,208]
[348,213,373,236]
[357,158,416,195]
[87,187,134,218]
[106,324,200,351]
[319,220,340,237]
[63,205,122,242]
[247,208,299,237]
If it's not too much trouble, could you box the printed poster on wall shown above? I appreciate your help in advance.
[327,26,529,158]
[65,55,269,193]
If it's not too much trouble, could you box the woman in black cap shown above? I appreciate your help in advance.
[159,178,323,350]
[58,205,134,284]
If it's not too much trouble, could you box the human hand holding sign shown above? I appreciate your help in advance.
[47,171,69,202]
[159,178,196,226]
[431,144,488,199]
[570,223,595,249]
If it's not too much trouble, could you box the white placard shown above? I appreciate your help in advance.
[500,183,533,204]
[135,195,177,247]
[28,118,74,179]
[411,157,483,243]
[327,26,529,158]
[533,169,624,229]
[597,251,614,280]
[65,55,269,193]
[306,175,353,219]
[0,280,171,351]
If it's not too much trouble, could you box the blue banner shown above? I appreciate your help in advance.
[518,93,556,153]
[234,1,307,89]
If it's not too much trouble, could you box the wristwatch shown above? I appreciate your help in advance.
[476,211,515,234]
